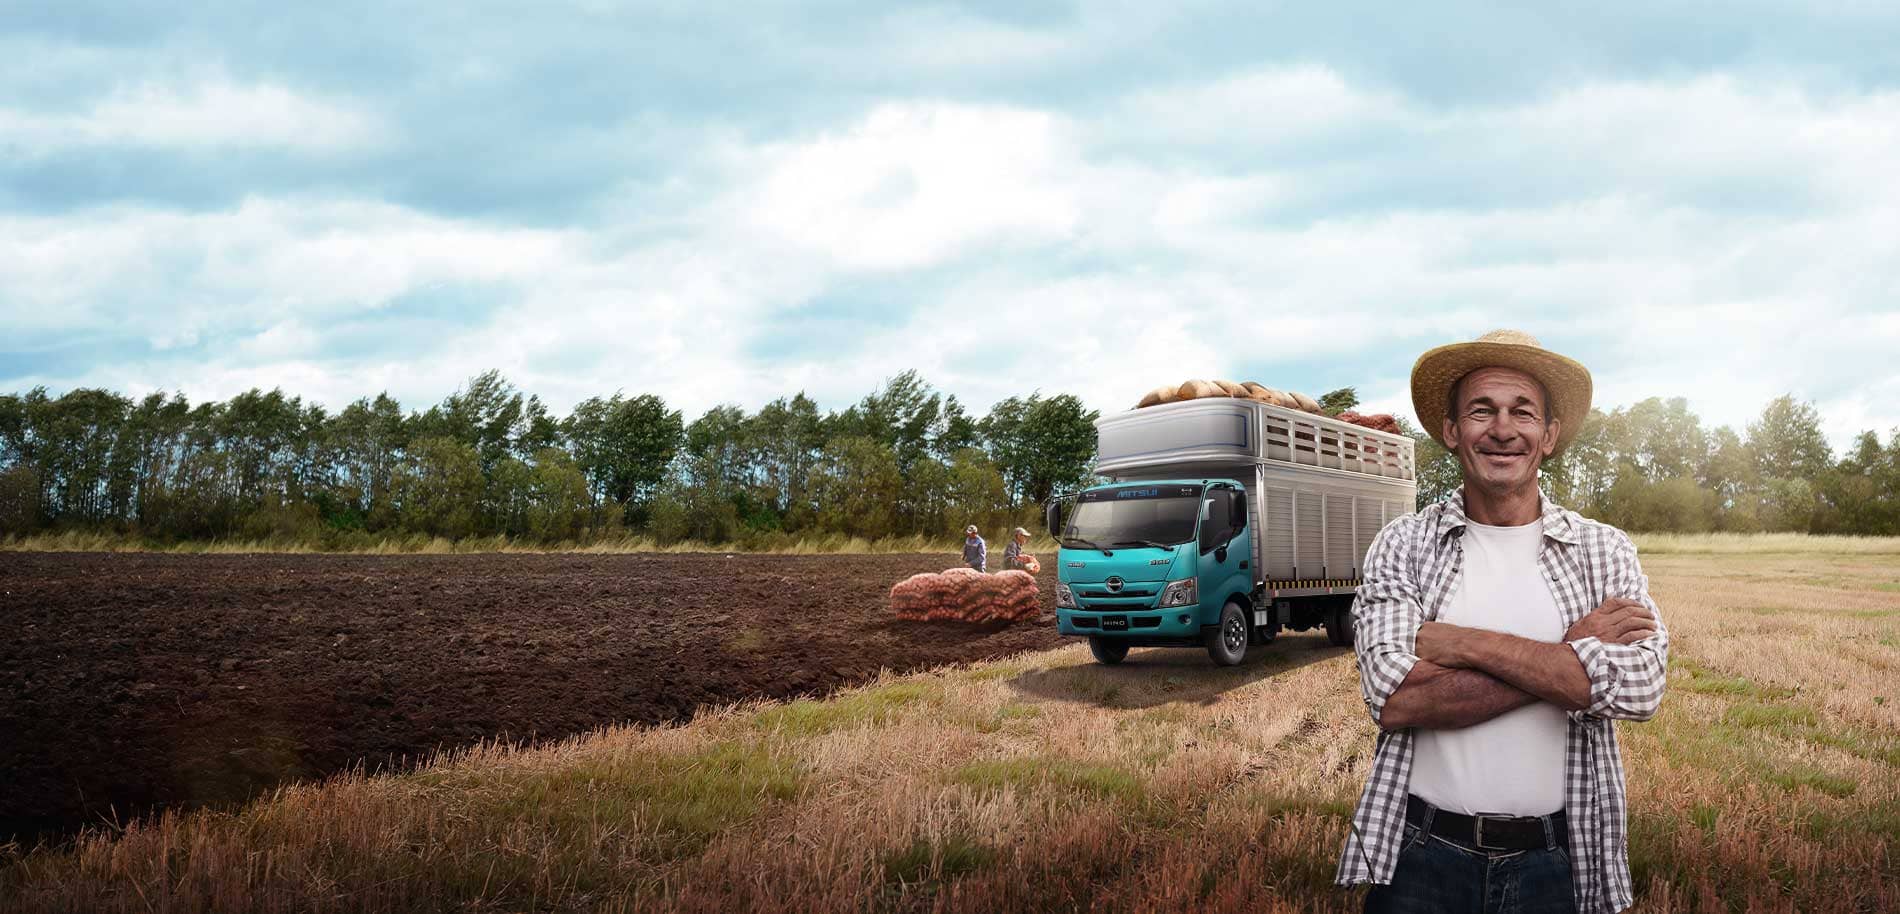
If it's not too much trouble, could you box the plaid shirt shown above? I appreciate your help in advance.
[1336,488,1669,914]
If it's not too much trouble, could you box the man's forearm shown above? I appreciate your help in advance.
[1380,659,1541,730]
[1436,627,1592,711]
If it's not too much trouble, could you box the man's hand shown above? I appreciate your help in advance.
[1564,597,1655,645]
[1415,621,1471,668]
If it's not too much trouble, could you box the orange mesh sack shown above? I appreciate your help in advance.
[893,568,1041,623]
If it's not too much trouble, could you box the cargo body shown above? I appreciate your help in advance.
[1048,397,1418,665]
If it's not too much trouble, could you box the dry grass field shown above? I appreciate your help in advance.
[4,542,1896,913]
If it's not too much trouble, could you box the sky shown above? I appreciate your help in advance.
[4,2,1899,452]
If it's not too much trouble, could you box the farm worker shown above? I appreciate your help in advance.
[1338,330,1668,914]
[1001,527,1032,570]
[962,525,986,572]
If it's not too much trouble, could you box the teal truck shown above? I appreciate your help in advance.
[1046,396,1417,665]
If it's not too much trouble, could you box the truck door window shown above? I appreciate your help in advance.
[1200,489,1234,553]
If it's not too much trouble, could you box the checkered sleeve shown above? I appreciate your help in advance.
[1566,530,1669,723]
[1353,518,1425,728]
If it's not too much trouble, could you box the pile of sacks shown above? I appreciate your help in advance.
[1336,411,1404,435]
[889,568,1041,623]
[1137,379,1324,414]
[1135,380,1407,439]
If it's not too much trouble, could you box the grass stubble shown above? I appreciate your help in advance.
[2,548,1895,913]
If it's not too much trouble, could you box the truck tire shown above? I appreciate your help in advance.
[1325,604,1354,647]
[1206,601,1248,666]
[1089,637,1131,665]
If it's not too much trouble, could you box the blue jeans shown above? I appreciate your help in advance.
[1363,822,1575,913]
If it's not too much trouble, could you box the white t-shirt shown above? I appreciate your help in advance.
[1408,519,1568,816]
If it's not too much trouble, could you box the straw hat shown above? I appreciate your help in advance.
[1410,329,1592,456]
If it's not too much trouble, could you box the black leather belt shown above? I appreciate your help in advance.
[1406,795,1566,852]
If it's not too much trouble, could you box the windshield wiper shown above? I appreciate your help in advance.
[1063,537,1113,555]
[1112,539,1176,550]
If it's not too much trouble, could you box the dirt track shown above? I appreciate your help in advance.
[0,552,1063,844]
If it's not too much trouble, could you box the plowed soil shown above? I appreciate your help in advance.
[0,552,1062,844]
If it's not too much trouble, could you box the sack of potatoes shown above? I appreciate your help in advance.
[1135,379,1325,415]
[889,569,1041,624]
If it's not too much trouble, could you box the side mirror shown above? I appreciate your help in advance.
[1201,499,1213,521]
[1045,500,1062,538]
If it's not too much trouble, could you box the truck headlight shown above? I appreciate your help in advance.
[1158,578,1198,607]
[1056,583,1077,609]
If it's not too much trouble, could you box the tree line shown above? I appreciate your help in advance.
[1402,391,1900,535]
[0,370,1100,547]
[4,373,1894,547]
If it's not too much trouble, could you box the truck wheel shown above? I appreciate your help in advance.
[1089,637,1131,665]
[1325,604,1354,647]
[1206,601,1248,666]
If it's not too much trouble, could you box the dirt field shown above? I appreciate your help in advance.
[0,552,1062,844]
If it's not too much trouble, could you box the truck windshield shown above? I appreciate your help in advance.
[1064,484,1202,548]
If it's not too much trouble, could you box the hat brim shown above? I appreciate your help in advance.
[1411,341,1593,457]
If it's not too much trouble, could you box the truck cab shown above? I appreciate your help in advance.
[1049,479,1257,665]
[1048,396,1417,666]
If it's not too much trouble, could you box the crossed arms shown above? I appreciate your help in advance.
[1354,525,1669,732]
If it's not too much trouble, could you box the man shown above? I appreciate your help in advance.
[962,524,987,572]
[1337,330,1668,914]
[1001,526,1032,570]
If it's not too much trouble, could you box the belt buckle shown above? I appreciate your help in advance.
[1472,815,1507,852]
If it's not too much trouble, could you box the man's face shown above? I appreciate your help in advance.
[1441,366,1560,497]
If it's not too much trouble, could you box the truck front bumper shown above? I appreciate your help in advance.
[1057,606,1203,639]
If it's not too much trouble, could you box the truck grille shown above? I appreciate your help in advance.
[1076,585,1158,598]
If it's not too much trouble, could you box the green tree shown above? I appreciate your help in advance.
[1318,387,1360,417]
[1701,426,1759,531]
[1601,475,1715,532]
[1606,397,1707,483]
[752,393,825,524]
[524,448,594,540]
[123,392,193,530]
[0,465,39,533]
[414,370,531,475]
[1748,395,1832,482]
[1757,476,1818,533]
[34,388,133,525]
[325,394,410,530]
[562,393,683,530]
[648,454,745,545]
[944,447,1011,536]
[830,370,943,475]
[684,405,756,490]
[807,436,901,539]
[1743,395,1830,533]
[934,395,981,458]
[980,393,1099,504]
[1817,430,1899,536]
[1408,430,1461,508]
[392,436,483,538]
[1542,409,1614,516]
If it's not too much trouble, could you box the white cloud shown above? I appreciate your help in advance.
[739,103,1080,271]
[0,77,378,155]
[6,67,1899,458]
[0,197,573,338]
[1116,64,1414,149]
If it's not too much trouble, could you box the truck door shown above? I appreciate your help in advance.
[1196,486,1249,619]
